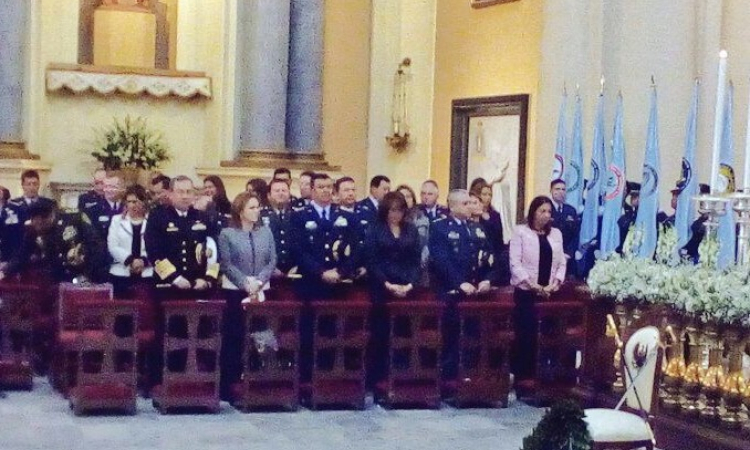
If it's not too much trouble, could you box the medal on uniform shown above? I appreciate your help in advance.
[196,243,204,263]
[166,222,178,232]
[62,225,77,241]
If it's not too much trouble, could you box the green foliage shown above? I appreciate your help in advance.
[90,116,170,171]
[521,400,592,450]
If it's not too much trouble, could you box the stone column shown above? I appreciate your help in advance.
[0,0,28,143]
[235,0,291,152]
[286,0,324,153]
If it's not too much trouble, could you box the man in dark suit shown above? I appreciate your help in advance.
[77,168,107,212]
[10,169,57,224]
[144,175,219,298]
[550,179,579,274]
[429,189,494,381]
[80,174,124,238]
[418,179,449,222]
[334,176,357,213]
[291,173,357,300]
[291,170,314,210]
[353,175,391,277]
[261,178,296,276]
[0,186,23,265]
[0,200,108,284]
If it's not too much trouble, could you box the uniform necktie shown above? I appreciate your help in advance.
[322,209,328,221]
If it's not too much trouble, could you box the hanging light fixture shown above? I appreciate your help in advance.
[386,57,411,152]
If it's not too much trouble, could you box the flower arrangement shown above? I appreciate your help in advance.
[589,227,750,327]
[90,116,170,171]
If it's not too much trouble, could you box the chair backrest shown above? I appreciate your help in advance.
[58,282,114,329]
[621,326,662,414]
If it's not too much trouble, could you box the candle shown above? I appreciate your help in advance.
[710,50,728,194]
[744,77,750,190]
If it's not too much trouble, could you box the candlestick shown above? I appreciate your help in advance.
[710,50,728,194]
[744,77,750,189]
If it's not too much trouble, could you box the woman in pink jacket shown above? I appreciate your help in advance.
[509,195,566,384]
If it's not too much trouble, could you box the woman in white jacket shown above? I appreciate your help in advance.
[108,184,152,298]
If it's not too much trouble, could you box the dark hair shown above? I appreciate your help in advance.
[273,167,292,179]
[526,195,554,234]
[395,184,417,208]
[268,178,289,191]
[246,178,269,207]
[377,191,408,225]
[27,198,56,219]
[230,191,261,229]
[124,184,149,203]
[370,175,391,190]
[151,174,171,190]
[469,177,488,197]
[21,170,39,183]
[550,178,566,190]
[300,170,315,179]
[310,173,331,186]
[335,176,355,193]
[0,187,10,203]
[204,175,232,214]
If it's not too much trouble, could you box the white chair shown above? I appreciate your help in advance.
[583,326,662,450]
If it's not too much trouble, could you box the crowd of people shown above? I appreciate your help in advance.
[0,167,575,398]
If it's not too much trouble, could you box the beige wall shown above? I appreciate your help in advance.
[431,0,543,204]
[321,0,371,187]
[22,0,371,200]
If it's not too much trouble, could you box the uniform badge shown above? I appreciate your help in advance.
[166,222,178,232]
[192,222,207,231]
[196,243,204,262]
[333,216,348,227]
[62,226,77,241]
[475,228,486,239]
[98,215,110,222]
[448,231,460,240]
[360,219,368,226]
[5,212,18,225]
[84,202,98,208]
[305,221,318,231]
[262,216,270,226]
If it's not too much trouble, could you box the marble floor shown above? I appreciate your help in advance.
[0,379,545,450]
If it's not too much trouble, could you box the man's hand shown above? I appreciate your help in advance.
[321,269,341,284]
[194,278,209,290]
[173,276,191,290]
[244,277,261,294]
[543,281,560,295]
[459,282,476,296]
[477,280,491,293]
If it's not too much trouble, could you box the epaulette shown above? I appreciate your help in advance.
[8,199,23,207]
[433,217,447,223]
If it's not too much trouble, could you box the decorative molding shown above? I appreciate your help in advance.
[470,0,520,8]
[223,150,341,172]
[46,63,212,99]
[0,141,39,160]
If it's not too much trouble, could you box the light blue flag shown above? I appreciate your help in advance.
[717,83,736,269]
[578,93,606,251]
[566,95,585,214]
[674,81,699,259]
[552,92,567,181]
[599,94,626,258]
[633,87,661,259]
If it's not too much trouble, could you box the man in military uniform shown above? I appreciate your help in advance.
[80,174,124,239]
[334,177,357,213]
[352,175,390,277]
[0,200,108,283]
[292,173,357,299]
[0,187,23,266]
[10,170,57,224]
[261,178,296,277]
[77,168,107,212]
[550,179,579,276]
[144,175,219,298]
[419,179,449,222]
[149,174,172,209]
[429,189,495,381]
[291,170,314,210]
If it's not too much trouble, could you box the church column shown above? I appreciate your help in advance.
[286,0,324,153]
[0,0,28,144]
[235,0,291,152]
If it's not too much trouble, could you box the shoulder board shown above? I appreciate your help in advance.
[433,217,447,223]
